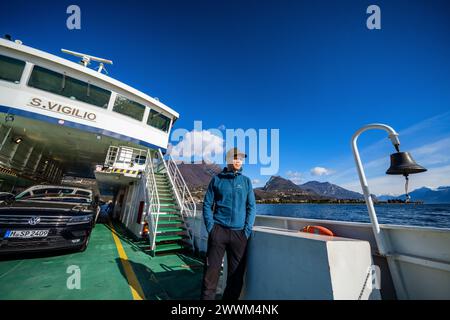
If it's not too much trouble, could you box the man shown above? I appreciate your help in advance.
[201,147,256,300]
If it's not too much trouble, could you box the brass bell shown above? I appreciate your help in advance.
[386,152,427,175]
[386,152,427,203]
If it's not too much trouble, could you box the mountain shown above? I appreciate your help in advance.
[377,194,397,201]
[298,181,364,200]
[175,164,382,204]
[253,189,278,201]
[176,161,222,189]
[297,181,379,201]
[379,186,450,204]
[263,176,304,192]
[258,176,329,201]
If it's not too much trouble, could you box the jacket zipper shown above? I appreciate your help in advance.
[231,173,236,225]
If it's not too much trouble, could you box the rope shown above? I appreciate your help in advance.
[358,267,372,300]
[404,174,410,203]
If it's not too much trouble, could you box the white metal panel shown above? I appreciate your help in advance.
[241,226,379,300]
[0,85,169,150]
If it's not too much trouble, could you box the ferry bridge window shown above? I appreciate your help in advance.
[28,66,111,108]
[147,109,171,132]
[113,95,145,121]
[134,155,146,165]
[0,54,26,83]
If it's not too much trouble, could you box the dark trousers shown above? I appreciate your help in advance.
[200,224,248,300]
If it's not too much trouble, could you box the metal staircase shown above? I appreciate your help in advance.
[152,172,188,254]
[144,149,197,256]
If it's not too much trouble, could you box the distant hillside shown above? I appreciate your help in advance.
[377,194,398,201]
[177,161,222,189]
[175,165,380,204]
[258,176,330,202]
[378,186,450,204]
[263,176,306,192]
[176,161,222,203]
[298,181,364,200]
[253,189,278,201]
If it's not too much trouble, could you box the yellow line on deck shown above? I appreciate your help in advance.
[108,222,145,300]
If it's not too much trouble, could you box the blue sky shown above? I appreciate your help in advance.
[2,0,450,195]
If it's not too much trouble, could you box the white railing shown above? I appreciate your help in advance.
[104,145,148,170]
[143,150,160,251]
[157,149,197,249]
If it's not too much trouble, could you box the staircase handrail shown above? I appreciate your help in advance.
[157,149,197,218]
[158,149,197,251]
[144,150,160,251]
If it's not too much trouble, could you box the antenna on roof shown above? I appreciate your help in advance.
[61,48,113,74]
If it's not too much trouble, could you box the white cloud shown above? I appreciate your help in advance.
[252,179,261,185]
[330,111,450,193]
[169,130,224,163]
[333,136,450,188]
[401,111,450,137]
[286,170,302,184]
[407,137,450,166]
[341,164,450,196]
[310,167,334,176]
[327,111,450,185]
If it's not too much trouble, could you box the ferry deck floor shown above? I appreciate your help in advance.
[0,213,205,300]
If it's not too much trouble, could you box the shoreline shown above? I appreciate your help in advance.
[255,201,429,205]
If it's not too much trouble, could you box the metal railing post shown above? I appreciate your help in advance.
[351,123,408,299]
[143,150,160,252]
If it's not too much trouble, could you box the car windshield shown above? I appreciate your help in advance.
[20,195,91,204]
[44,198,90,204]
[15,186,91,199]
[33,188,72,195]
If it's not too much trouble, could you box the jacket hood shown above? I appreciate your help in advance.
[219,167,243,178]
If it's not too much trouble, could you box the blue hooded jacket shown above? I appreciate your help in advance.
[203,167,256,239]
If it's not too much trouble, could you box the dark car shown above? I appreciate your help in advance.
[0,194,96,254]
[15,184,94,200]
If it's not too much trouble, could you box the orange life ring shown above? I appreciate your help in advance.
[302,225,334,237]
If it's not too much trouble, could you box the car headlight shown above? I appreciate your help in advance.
[68,215,93,225]
[72,205,92,212]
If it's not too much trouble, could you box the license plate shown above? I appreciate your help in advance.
[5,230,49,238]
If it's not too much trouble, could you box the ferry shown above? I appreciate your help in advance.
[0,37,449,300]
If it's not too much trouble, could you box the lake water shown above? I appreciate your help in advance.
[256,203,450,229]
